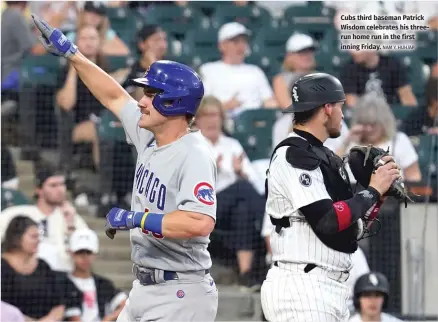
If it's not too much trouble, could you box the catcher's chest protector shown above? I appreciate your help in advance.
[267,136,359,254]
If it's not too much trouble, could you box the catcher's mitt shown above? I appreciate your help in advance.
[347,145,413,207]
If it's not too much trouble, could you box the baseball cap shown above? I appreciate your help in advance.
[69,228,99,254]
[218,22,251,43]
[137,24,165,42]
[34,164,63,188]
[83,1,107,16]
[286,33,317,53]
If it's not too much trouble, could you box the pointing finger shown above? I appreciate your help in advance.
[31,14,53,38]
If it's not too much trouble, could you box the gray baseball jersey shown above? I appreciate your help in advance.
[119,100,217,272]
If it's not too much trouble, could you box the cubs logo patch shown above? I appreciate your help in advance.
[299,173,312,187]
[176,290,185,298]
[194,182,215,205]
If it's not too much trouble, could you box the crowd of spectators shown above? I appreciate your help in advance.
[1,0,437,320]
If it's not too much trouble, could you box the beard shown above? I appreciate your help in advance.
[328,127,341,139]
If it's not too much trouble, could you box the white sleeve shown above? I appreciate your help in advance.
[394,132,419,170]
[261,211,273,237]
[255,67,274,101]
[269,155,332,213]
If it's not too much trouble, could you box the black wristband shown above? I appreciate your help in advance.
[363,186,381,201]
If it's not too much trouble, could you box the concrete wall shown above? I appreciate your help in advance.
[401,203,438,316]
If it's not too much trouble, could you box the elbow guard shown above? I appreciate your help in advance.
[300,187,382,235]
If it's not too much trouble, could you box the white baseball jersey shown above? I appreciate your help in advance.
[265,132,352,271]
[349,313,403,322]
[119,100,217,272]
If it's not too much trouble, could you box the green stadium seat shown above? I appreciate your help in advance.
[232,109,281,161]
[283,4,336,40]
[187,1,221,16]
[410,134,438,179]
[390,105,416,129]
[245,53,282,83]
[106,7,140,45]
[20,55,63,87]
[415,30,438,65]
[106,56,135,72]
[393,54,428,100]
[211,4,272,32]
[1,189,31,211]
[315,28,351,77]
[144,5,206,39]
[251,26,293,64]
[182,27,220,61]
[97,109,126,142]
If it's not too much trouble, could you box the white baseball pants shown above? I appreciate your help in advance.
[261,263,351,322]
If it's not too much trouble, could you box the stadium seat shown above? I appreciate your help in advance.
[106,7,140,46]
[211,4,272,32]
[106,56,135,72]
[393,54,428,101]
[283,3,336,40]
[245,53,282,83]
[232,109,281,161]
[1,189,30,211]
[251,26,293,64]
[314,28,350,77]
[97,109,126,142]
[20,55,63,87]
[411,134,438,179]
[181,27,220,64]
[415,30,438,65]
[144,4,207,40]
[188,1,221,17]
[390,105,416,129]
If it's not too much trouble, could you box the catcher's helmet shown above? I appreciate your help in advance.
[353,272,390,310]
[283,72,346,113]
[131,60,204,117]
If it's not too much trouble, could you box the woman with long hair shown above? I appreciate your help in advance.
[1,216,81,321]
[337,93,422,182]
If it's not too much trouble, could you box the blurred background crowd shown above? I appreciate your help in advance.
[1,1,437,321]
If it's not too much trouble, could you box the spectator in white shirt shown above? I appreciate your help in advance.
[68,229,127,322]
[199,22,277,119]
[335,93,422,183]
[272,33,318,109]
[0,164,88,272]
[195,96,266,292]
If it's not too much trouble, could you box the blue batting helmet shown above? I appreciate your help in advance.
[131,60,204,117]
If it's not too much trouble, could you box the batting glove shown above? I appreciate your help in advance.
[105,208,137,240]
[31,14,78,58]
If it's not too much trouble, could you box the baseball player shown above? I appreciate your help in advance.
[261,73,402,322]
[349,272,402,322]
[32,15,218,322]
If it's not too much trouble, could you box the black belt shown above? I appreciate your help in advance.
[134,265,210,286]
[274,261,316,273]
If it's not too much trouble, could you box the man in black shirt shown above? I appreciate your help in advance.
[122,24,168,100]
[402,76,438,136]
[340,51,417,107]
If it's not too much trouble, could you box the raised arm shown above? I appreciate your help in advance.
[31,14,132,119]
[69,52,132,118]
